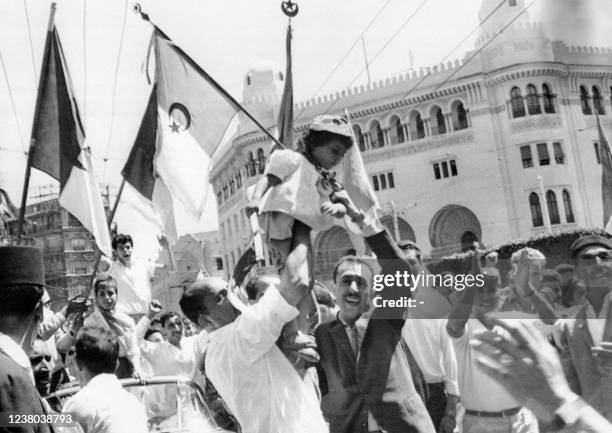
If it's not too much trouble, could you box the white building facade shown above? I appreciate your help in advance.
[210,0,612,282]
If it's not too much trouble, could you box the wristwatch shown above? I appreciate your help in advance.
[549,396,588,431]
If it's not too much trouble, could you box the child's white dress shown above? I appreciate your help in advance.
[258,149,337,241]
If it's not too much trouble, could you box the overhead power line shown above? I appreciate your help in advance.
[22,0,38,84]
[396,0,509,103]
[294,0,394,122]
[103,0,130,184]
[407,0,538,111]
[0,49,27,155]
[321,0,432,116]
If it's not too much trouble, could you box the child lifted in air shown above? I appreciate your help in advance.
[246,115,359,365]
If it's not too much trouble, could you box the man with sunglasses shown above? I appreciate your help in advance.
[554,235,612,422]
[447,272,539,433]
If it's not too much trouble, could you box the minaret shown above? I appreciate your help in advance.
[240,64,285,132]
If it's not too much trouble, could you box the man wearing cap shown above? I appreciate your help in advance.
[554,234,612,421]
[0,246,54,433]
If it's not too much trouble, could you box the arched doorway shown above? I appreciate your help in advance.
[314,226,354,280]
[429,205,482,257]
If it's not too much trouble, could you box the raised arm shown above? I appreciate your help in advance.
[446,284,477,338]
[514,249,557,324]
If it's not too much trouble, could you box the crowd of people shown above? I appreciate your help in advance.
[1,115,612,433]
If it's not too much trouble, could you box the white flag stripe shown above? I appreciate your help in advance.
[155,107,212,217]
[59,148,112,256]
[156,39,238,155]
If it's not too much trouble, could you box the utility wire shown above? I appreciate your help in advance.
[23,0,38,83]
[294,0,394,122]
[83,0,88,124]
[408,0,537,111]
[395,0,509,103]
[0,146,27,155]
[0,49,27,155]
[103,0,130,184]
[322,0,432,116]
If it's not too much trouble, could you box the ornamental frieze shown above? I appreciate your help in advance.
[363,130,474,163]
[510,115,562,133]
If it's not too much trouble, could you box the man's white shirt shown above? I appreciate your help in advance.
[137,318,208,381]
[205,287,328,433]
[402,318,459,396]
[63,373,148,433]
[108,259,155,316]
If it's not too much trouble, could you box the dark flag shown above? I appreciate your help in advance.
[232,247,257,287]
[274,23,293,151]
[596,112,612,230]
[24,19,110,255]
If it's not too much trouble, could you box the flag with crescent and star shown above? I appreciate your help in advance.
[27,25,111,256]
[122,30,240,239]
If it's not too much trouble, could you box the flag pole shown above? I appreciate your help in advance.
[17,3,57,243]
[133,3,287,151]
[86,178,126,294]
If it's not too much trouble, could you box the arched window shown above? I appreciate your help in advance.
[257,148,265,174]
[529,192,543,227]
[526,84,541,115]
[388,116,405,144]
[229,179,235,195]
[580,85,591,115]
[510,87,526,118]
[370,120,385,148]
[353,125,366,151]
[546,190,560,225]
[593,86,605,115]
[410,111,425,139]
[431,106,446,135]
[542,84,555,113]
[236,170,242,188]
[452,100,469,130]
[562,189,575,223]
[247,152,256,177]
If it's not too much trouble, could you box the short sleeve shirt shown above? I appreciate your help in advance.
[108,259,155,316]
[448,318,520,411]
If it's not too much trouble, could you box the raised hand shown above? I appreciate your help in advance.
[470,316,575,422]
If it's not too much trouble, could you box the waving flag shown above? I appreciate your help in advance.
[26,23,111,256]
[123,30,240,239]
[596,112,612,232]
[275,23,294,151]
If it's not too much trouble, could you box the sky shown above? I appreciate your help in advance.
[0,0,609,256]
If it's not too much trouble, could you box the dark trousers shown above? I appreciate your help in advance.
[426,382,447,431]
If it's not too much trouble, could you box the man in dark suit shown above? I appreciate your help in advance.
[0,246,53,433]
[555,235,612,422]
[315,201,435,433]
